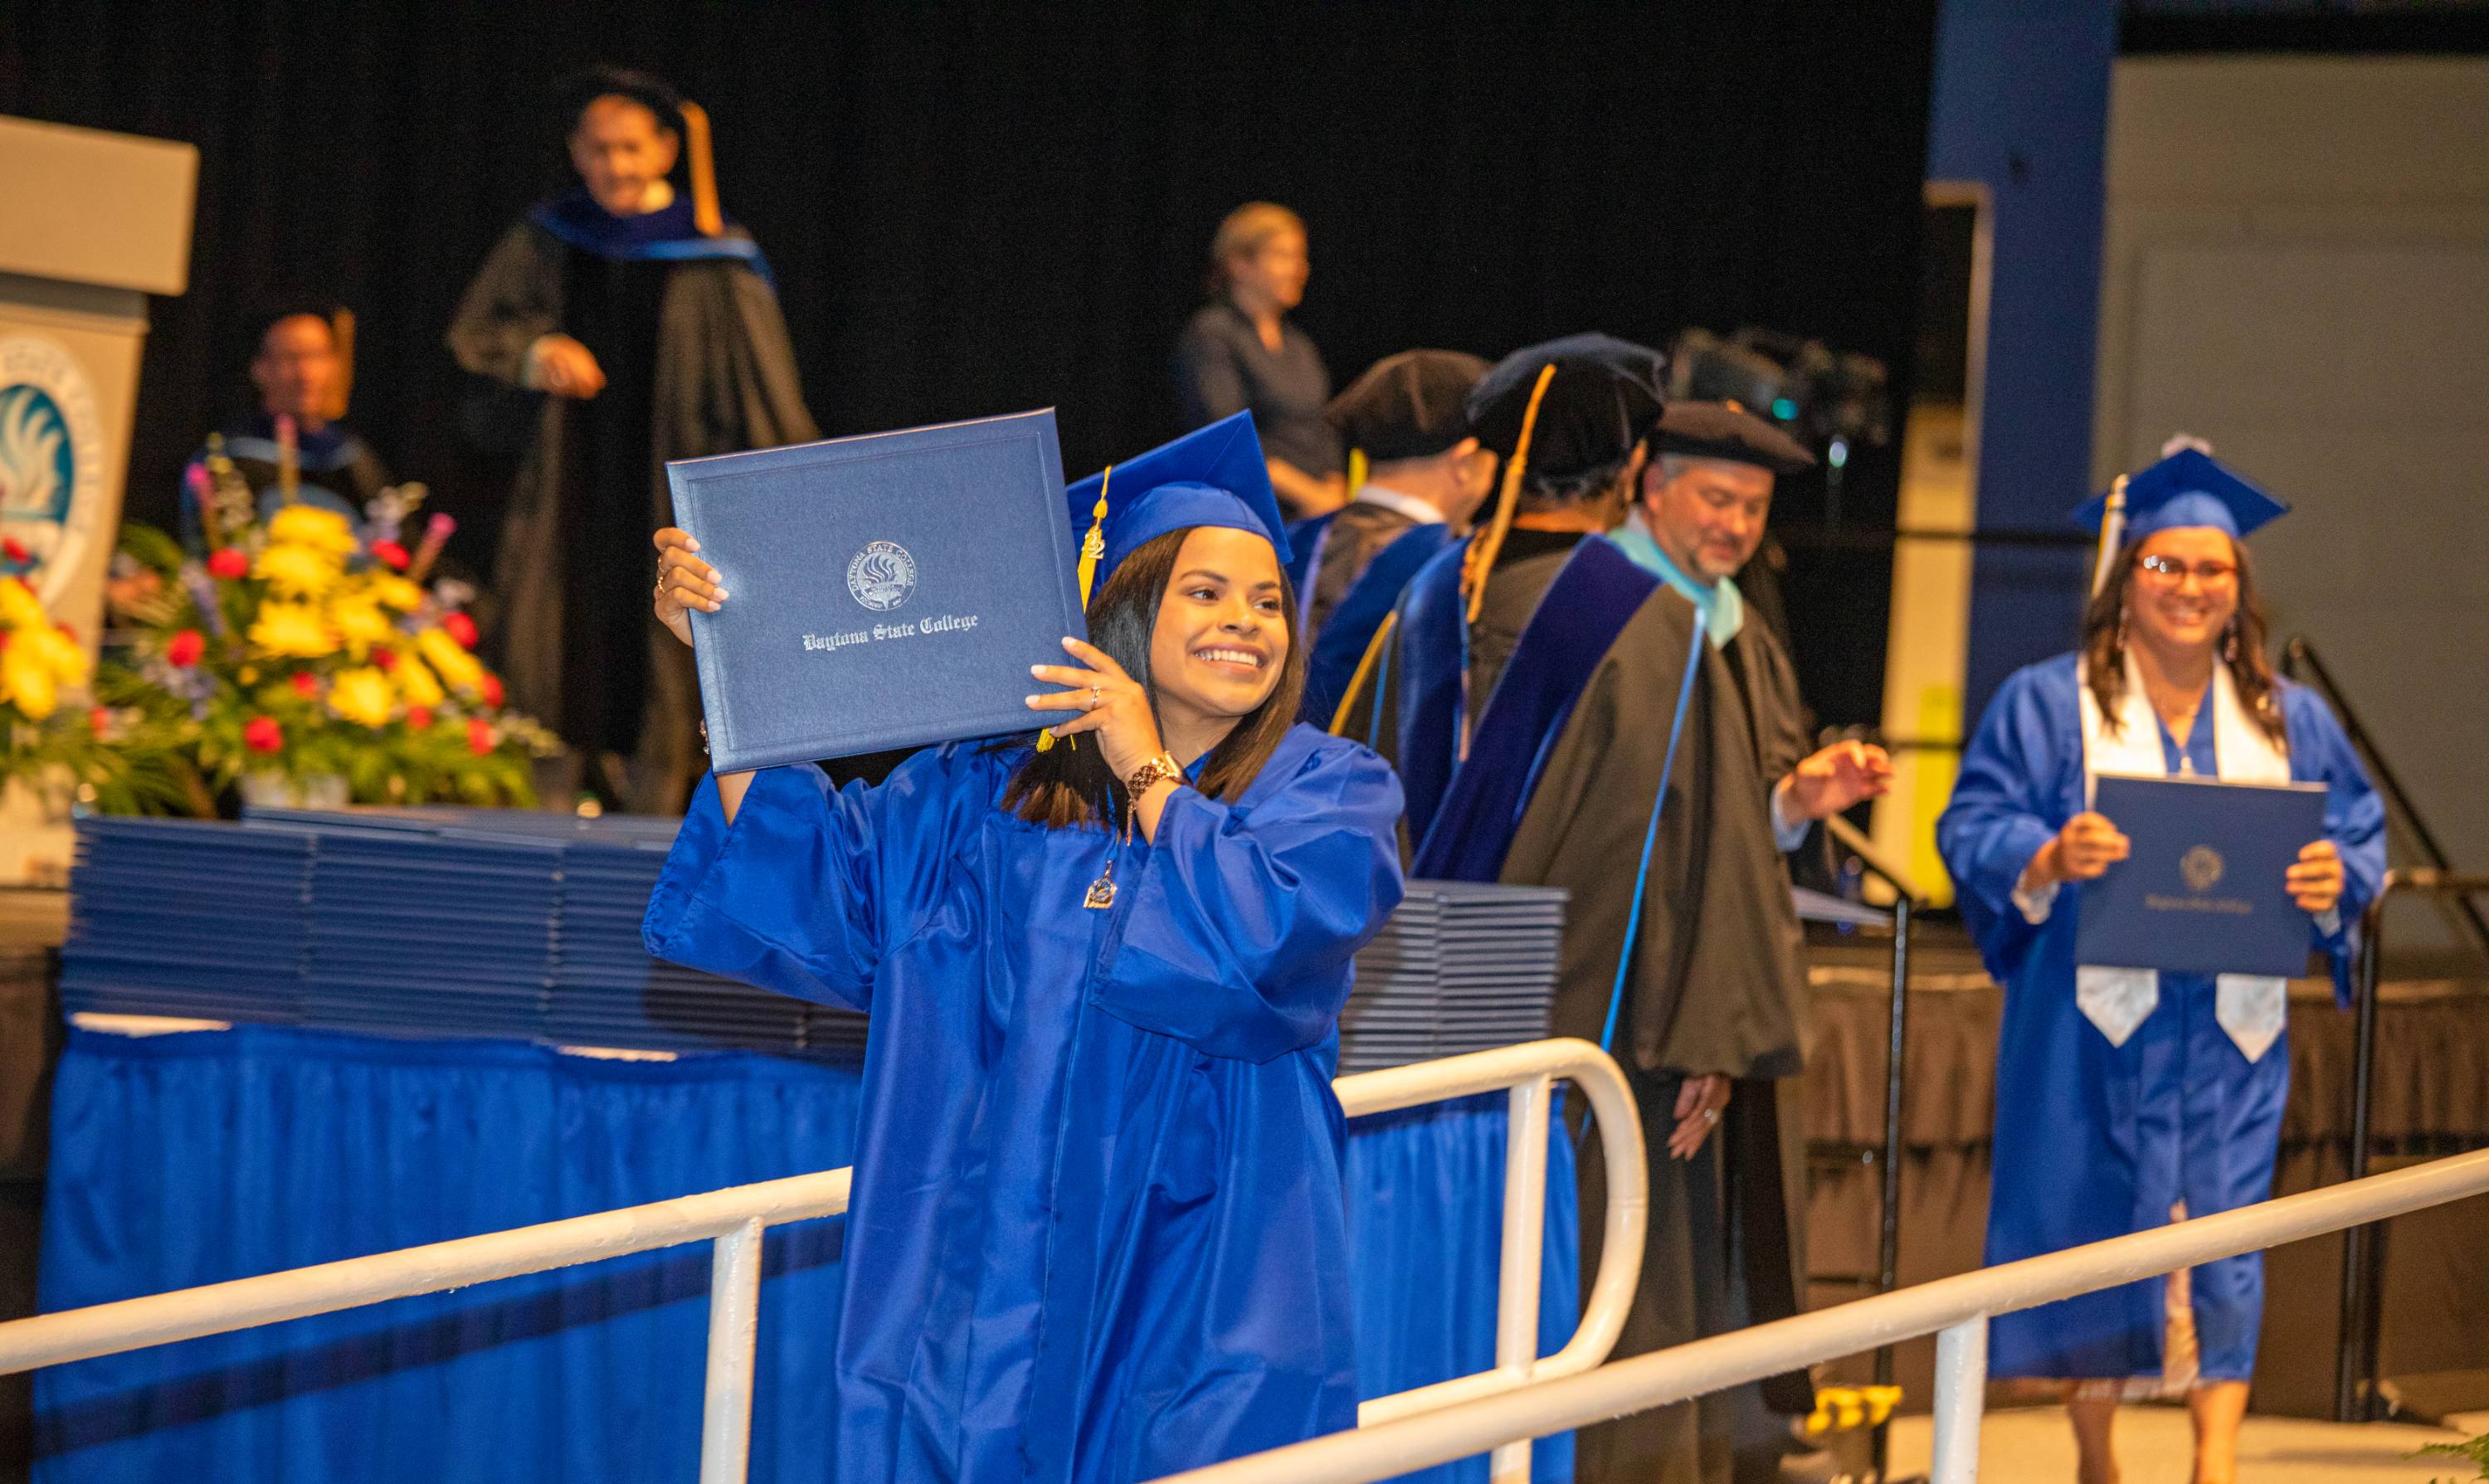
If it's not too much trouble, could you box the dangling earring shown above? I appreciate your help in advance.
[2116,609,2130,654]
[2223,618,2239,664]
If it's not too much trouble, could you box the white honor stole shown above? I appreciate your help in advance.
[2073,652,2292,1062]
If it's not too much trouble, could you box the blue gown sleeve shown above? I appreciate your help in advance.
[1936,667,2070,986]
[2287,685,2389,1005]
[1094,740,1405,1063]
[641,751,977,1013]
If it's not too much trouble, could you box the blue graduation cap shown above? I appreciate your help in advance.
[2074,448,2289,543]
[1064,411,1293,604]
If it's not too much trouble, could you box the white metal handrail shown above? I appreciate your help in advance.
[0,1035,1644,1484]
[1151,1144,2489,1484]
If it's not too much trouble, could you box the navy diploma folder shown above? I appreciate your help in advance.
[2076,774,2329,978]
[665,411,1087,771]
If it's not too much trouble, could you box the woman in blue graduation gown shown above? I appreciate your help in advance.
[644,414,1404,1483]
[1936,450,2384,1484]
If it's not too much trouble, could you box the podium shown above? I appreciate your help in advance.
[0,115,197,884]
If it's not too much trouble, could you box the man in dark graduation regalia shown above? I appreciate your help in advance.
[1371,344,1889,1482]
[1285,348,1496,724]
[449,66,817,814]
[183,302,391,550]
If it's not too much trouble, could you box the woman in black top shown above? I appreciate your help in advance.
[1173,203,1345,518]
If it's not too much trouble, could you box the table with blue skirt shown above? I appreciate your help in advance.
[33,1022,1579,1483]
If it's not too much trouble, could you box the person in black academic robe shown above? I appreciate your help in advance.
[183,304,390,550]
[448,67,816,814]
[1373,353,1892,1483]
[1284,349,1496,724]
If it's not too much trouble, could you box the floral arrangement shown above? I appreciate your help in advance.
[1,546,195,815]
[99,443,555,810]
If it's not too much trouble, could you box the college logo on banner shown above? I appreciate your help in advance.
[0,334,106,608]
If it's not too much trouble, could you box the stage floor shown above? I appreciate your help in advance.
[1884,1405,2489,1482]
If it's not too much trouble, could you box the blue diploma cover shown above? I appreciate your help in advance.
[666,411,1087,771]
[2076,774,2329,978]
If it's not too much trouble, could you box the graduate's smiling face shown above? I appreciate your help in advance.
[2126,527,2240,656]
[569,95,680,217]
[1640,455,1775,584]
[1148,528,1288,741]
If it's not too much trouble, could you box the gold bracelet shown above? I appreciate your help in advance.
[1123,752,1184,799]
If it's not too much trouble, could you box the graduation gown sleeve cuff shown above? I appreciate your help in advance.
[1092,742,1405,1064]
[641,766,880,1012]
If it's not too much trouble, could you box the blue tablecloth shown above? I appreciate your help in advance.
[34,1024,1576,1482]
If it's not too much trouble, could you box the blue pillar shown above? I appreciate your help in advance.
[1927,0,2119,718]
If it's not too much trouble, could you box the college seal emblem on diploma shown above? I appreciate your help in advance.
[845,540,917,611]
[2180,844,2225,893]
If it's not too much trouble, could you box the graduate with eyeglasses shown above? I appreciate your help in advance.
[642,414,1403,1482]
[1937,447,2384,1484]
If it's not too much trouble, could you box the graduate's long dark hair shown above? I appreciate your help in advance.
[2080,532,2286,746]
[1001,528,1307,830]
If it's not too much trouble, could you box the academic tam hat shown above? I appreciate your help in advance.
[1063,411,1293,609]
[1652,401,1816,475]
[1323,349,1492,465]
[2073,447,2288,543]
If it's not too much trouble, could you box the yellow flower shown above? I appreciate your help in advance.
[248,601,339,659]
[0,577,45,631]
[367,574,426,612]
[328,666,396,729]
[393,651,446,708]
[2,640,58,719]
[415,626,485,692]
[30,624,90,688]
[265,504,359,558]
[327,594,395,658]
[254,542,343,599]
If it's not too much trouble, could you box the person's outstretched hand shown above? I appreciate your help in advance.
[652,527,723,649]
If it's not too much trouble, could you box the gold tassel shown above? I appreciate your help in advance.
[2090,473,2129,597]
[1039,465,1113,753]
[1346,447,1368,501]
[679,100,724,237]
[326,309,355,422]
[1461,362,1558,624]
[1327,610,1398,737]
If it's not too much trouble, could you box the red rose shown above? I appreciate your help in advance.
[443,611,480,650]
[243,716,285,754]
[465,718,494,756]
[371,647,397,672]
[371,540,412,572]
[2,538,27,564]
[478,673,504,708]
[207,547,250,580]
[406,704,434,731]
[89,706,112,737]
[166,628,206,668]
[290,670,319,698]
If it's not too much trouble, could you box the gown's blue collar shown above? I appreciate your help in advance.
[528,188,774,283]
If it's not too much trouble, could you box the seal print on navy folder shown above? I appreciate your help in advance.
[846,540,917,611]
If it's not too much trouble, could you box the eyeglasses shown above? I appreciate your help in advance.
[2135,553,2238,586]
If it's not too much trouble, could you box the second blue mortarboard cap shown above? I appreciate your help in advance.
[2073,448,2288,542]
[1064,411,1293,601]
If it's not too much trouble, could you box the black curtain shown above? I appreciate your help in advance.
[0,0,1935,726]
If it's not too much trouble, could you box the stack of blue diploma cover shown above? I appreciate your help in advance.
[61,809,869,1056]
[1337,879,1567,1073]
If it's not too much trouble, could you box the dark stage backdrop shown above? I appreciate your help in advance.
[0,0,1936,729]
